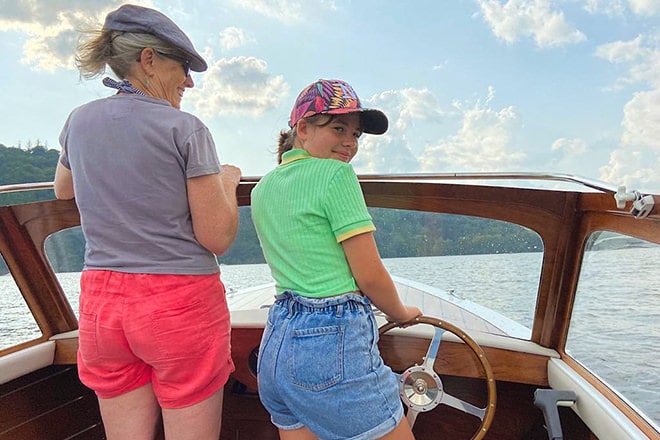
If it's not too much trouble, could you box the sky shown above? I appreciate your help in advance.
[1,0,659,193]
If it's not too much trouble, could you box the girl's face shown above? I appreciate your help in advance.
[298,113,363,163]
[149,50,194,109]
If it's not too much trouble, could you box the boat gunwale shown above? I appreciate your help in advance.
[3,171,659,195]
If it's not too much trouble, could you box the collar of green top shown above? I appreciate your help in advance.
[281,148,311,165]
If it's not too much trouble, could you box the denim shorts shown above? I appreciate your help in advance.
[257,291,404,440]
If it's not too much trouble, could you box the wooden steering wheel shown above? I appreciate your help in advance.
[379,316,497,440]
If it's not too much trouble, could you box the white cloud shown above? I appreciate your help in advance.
[227,0,336,22]
[21,28,78,71]
[353,86,527,174]
[219,27,255,51]
[599,149,659,191]
[421,99,523,172]
[584,0,660,17]
[621,89,660,148]
[548,138,592,176]
[352,134,420,174]
[0,0,119,27]
[583,0,627,16]
[597,36,660,191]
[551,138,588,155]
[477,0,586,48]
[0,0,150,71]
[187,56,289,118]
[351,87,444,173]
[595,35,645,64]
[596,35,660,93]
[629,0,660,15]
[370,88,444,131]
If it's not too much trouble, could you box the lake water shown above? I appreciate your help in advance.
[1,249,658,427]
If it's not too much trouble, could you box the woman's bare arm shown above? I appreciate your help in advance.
[187,165,241,255]
[54,161,75,200]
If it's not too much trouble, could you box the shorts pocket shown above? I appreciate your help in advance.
[77,311,100,362]
[151,299,213,360]
[289,325,344,391]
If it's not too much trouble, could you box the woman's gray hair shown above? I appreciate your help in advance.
[75,29,185,80]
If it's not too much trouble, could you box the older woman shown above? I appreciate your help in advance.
[53,5,240,440]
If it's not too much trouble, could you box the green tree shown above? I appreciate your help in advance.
[0,144,59,205]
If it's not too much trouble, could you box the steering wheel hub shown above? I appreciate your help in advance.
[400,365,443,412]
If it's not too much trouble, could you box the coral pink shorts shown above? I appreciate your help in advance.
[77,270,234,409]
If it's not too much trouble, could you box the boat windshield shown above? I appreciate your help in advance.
[0,254,42,350]
[566,231,660,428]
[42,206,542,341]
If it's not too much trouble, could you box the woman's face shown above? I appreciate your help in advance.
[298,113,363,163]
[149,50,194,109]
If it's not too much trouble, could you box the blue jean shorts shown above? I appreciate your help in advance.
[257,291,404,440]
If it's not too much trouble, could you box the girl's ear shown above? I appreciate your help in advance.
[296,119,309,140]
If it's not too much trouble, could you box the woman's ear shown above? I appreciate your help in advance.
[137,47,156,76]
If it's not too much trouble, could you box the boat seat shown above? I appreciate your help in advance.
[0,341,55,385]
[547,358,649,440]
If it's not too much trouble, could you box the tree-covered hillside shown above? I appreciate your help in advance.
[0,144,59,185]
[0,144,60,206]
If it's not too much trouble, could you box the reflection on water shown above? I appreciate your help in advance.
[1,249,658,427]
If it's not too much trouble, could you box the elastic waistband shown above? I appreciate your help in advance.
[274,290,372,316]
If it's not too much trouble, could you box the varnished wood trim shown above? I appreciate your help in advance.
[53,337,79,365]
[0,206,77,338]
[230,328,262,390]
[229,326,550,390]
[379,334,549,386]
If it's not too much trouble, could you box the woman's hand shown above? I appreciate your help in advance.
[220,164,241,189]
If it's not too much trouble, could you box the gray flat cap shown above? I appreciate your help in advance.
[104,4,207,72]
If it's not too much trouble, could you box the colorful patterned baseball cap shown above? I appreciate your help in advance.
[289,79,388,134]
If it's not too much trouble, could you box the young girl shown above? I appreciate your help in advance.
[251,79,420,440]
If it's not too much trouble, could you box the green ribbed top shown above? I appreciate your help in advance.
[251,149,375,297]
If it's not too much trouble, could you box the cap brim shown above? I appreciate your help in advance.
[361,109,389,135]
[326,108,389,135]
[183,53,207,72]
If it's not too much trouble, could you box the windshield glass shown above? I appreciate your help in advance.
[566,232,660,428]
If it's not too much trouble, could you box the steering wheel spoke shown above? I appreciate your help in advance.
[422,327,444,369]
[440,392,487,420]
[406,407,420,427]
[380,316,497,440]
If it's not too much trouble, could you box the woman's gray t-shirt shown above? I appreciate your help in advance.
[59,93,222,274]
